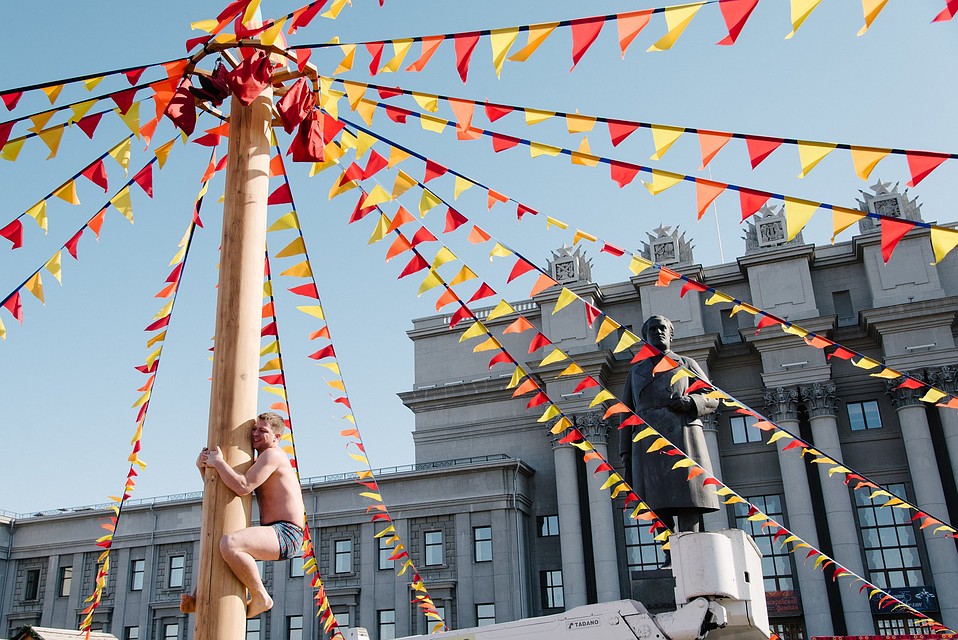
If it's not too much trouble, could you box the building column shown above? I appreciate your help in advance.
[801,382,874,634]
[701,414,730,531]
[928,366,958,486]
[578,414,621,603]
[552,437,588,608]
[764,387,834,637]
[888,381,958,629]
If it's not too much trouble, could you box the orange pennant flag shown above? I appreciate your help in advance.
[695,179,726,220]
[508,22,558,62]
[405,35,443,72]
[849,146,891,181]
[698,130,733,169]
[617,10,653,57]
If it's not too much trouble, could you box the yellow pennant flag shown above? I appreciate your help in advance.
[118,103,141,137]
[650,125,684,160]
[418,270,443,296]
[260,357,282,372]
[849,146,890,181]
[530,142,561,158]
[507,366,526,389]
[486,299,514,320]
[268,211,300,232]
[450,265,477,285]
[931,227,958,264]
[322,0,349,19]
[260,18,286,47]
[643,169,683,196]
[366,214,389,245]
[25,272,44,303]
[473,337,501,353]
[53,180,80,205]
[153,138,176,169]
[567,112,597,134]
[297,305,325,320]
[419,190,442,216]
[921,388,948,403]
[525,109,555,125]
[356,99,376,126]
[45,252,63,284]
[546,217,568,230]
[853,356,880,370]
[552,288,577,314]
[355,131,376,158]
[361,185,391,209]
[571,137,599,167]
[147,330,167,348]
[537,404,561,423]
[508,22,558,62]
[111,186,134,223]
[420,114,447,134]
[388,145,410,168]
[459,321,487,343]
[550,415,573,435]
[489,243,512,260]
[453,175,474,199]
[381,39,414,73]
[796,141,837,178]
[572,229,597,244]
[335,44,356,74]
[42,84,64,104]
[260,341,279,356]
[392,171,417,199]
[320,89,343,119]
[705,291,733,306]
[831,209,865,243]
[343,81,367,111]
[281,261,313,278]
[786,0,824,39]
[630,255,652,275]
[0,316,6,340]
[490,27,519,77]
[412,92,439,112]
[69,99,97,124]
[2,137,26,161]
[83,75,105,91]
[613,331,640,353]
[276,237,307,258]
[784,198,820,241]
[858,0,889,35]
[432,246,457,268]
[590,389,616,407]
[25,201,48,232]
[648,3,705,51]
[29,112,55,133]
[38,125,65,159]
[558,362,585,377]
[595,317,620,342]
[110,137,133,174]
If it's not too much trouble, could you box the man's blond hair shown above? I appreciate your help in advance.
[257,412,286,436]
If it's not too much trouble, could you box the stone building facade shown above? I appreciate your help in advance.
[2,183,957,640]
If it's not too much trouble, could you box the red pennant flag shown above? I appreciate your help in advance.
[289,283,319,298]
[491,133,521,153]
[444,207,468,232]
[600,243,625,257]
[739,188,771,221]
[145,315,171,331]
[516,204,537,220]
[489,351,512,368]
[0,220,23,249]
[261,321,277,337]
[897,378,925,390]
[880,218,913,263]
[905,151,949,187]
[527,392,550,409]
[687,379,711,393]
[339,162,364,186]
[826,346,856,361]
[2,291,23,323]
[557,427,584,444]
[528,332,551,353]
[163,81,196,135]
[288,0,328,33]
[454,32,481,82]
[755,315,780,334]
[293,48,312,73]
[468,283,496,302]
[81,159,109,192]
[933,0,958,21]
[260,374,285,385]
[585,304,601,327]
[507,258,536,283]
[78,111,105,139]
[570,17,605,70]
[227,50,272,106]
[2,91,23,111]
[385,105,409,124]
[135,360,158,374]
[186,35,213,51]
[322,113,346,144]
[423,159,447,183]
[409,227,437,246]
[610,161,640,188]
[132,163,154,198]
[363,151,389,179]
[289,115,327,163]
[620,414,643,428]
[680,280,708,298]
[608,120,640,147]
[744,135,783,169]
[594,462,614,474]
[484,102,514,122]
[717,0,759,45]
[573,376,599,393]
[309,345,336,360]
[166,263,184,283]
[334,397,351,409]
[378,86,402,99]
[630,344,658,363]
[0,121,13,149]
[111,87,138,115]
[217,0,252,21]
[435,288,457,310]
[365,42,385,75]
[398,254,430,278]
[267,184,293,205]
[277,77,313,133]
[449,306,470,328]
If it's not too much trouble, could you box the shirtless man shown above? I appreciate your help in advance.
[180,412,306,618]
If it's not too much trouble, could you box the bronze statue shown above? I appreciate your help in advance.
[619,316,720,534]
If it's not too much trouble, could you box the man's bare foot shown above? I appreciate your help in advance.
[246,592,273,619]
[180,593,196,614]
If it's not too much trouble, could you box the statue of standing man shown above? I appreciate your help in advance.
[619,316,720,535]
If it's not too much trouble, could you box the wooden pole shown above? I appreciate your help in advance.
[194,86,273,640]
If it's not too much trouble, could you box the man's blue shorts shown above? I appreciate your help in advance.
[265,520,304,560]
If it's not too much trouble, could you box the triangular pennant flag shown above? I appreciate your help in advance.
[850,146,891,181]
[617,10,653,57]
[786,0,825,39]
[111,186,134,223]
[796,141,837,177]
[45,252,62,284]
[132,163,154,198]
[832,209,865,242]
[25,272,44,303]
[784,198,820,241]
[109,137,132,174]
[739,188,772,221]
[718,0,759,44]
[650,125,684,160]
[905,151,949,187]
[0,220,23,249]
[552,288,577,314]
[569,17,604,70]
[508,22,558,62]
[405,35,443,72]
[880,218,914,263]
[38,125,65,159]
[454,32,481,82]
[381,39,414,73]
[931,227,958,264]
[648,2,705,51]
[745,135,783,169]
[53,180,80,205]
[695,179,727,220]
[489,27,519,77]
[610,161,641,188]
[643,170,683,196]
[857,0,890,35]
[698,130,733,169]
[81,159,109,192]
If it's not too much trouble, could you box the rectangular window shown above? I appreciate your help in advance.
[540,570,564,609]
[58,566,72,597]
[733,495,794,592]
[378,609,396,640]
[623,511,665,571]
[333,610,350,629]
[720,309,741,343]
[847,400,883,431]
[730,415,763,444]
[378,535,394,570]
[425,530,444,566]
[856,483,923,589]
[163,624,179,640]
[876,617,923,635]
[434,606,445,629]
[476,603,496,627]
[538,515,559,537]
[833,290,855,327]
[289,556,304,578]
[124,627,139,640]
[24,568,40,600]
[334,539,352,574]
[287,615,303,640]
[168,555,185,589]
[770,619,805,640]
[474,526,493,563]
[245,619,261,640]
[130,559,145,591]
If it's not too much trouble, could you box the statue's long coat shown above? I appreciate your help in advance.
[619,352,720,516]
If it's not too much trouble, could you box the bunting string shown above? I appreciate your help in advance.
[263,143,449,633]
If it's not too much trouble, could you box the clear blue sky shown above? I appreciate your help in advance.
[1,1,955,514]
